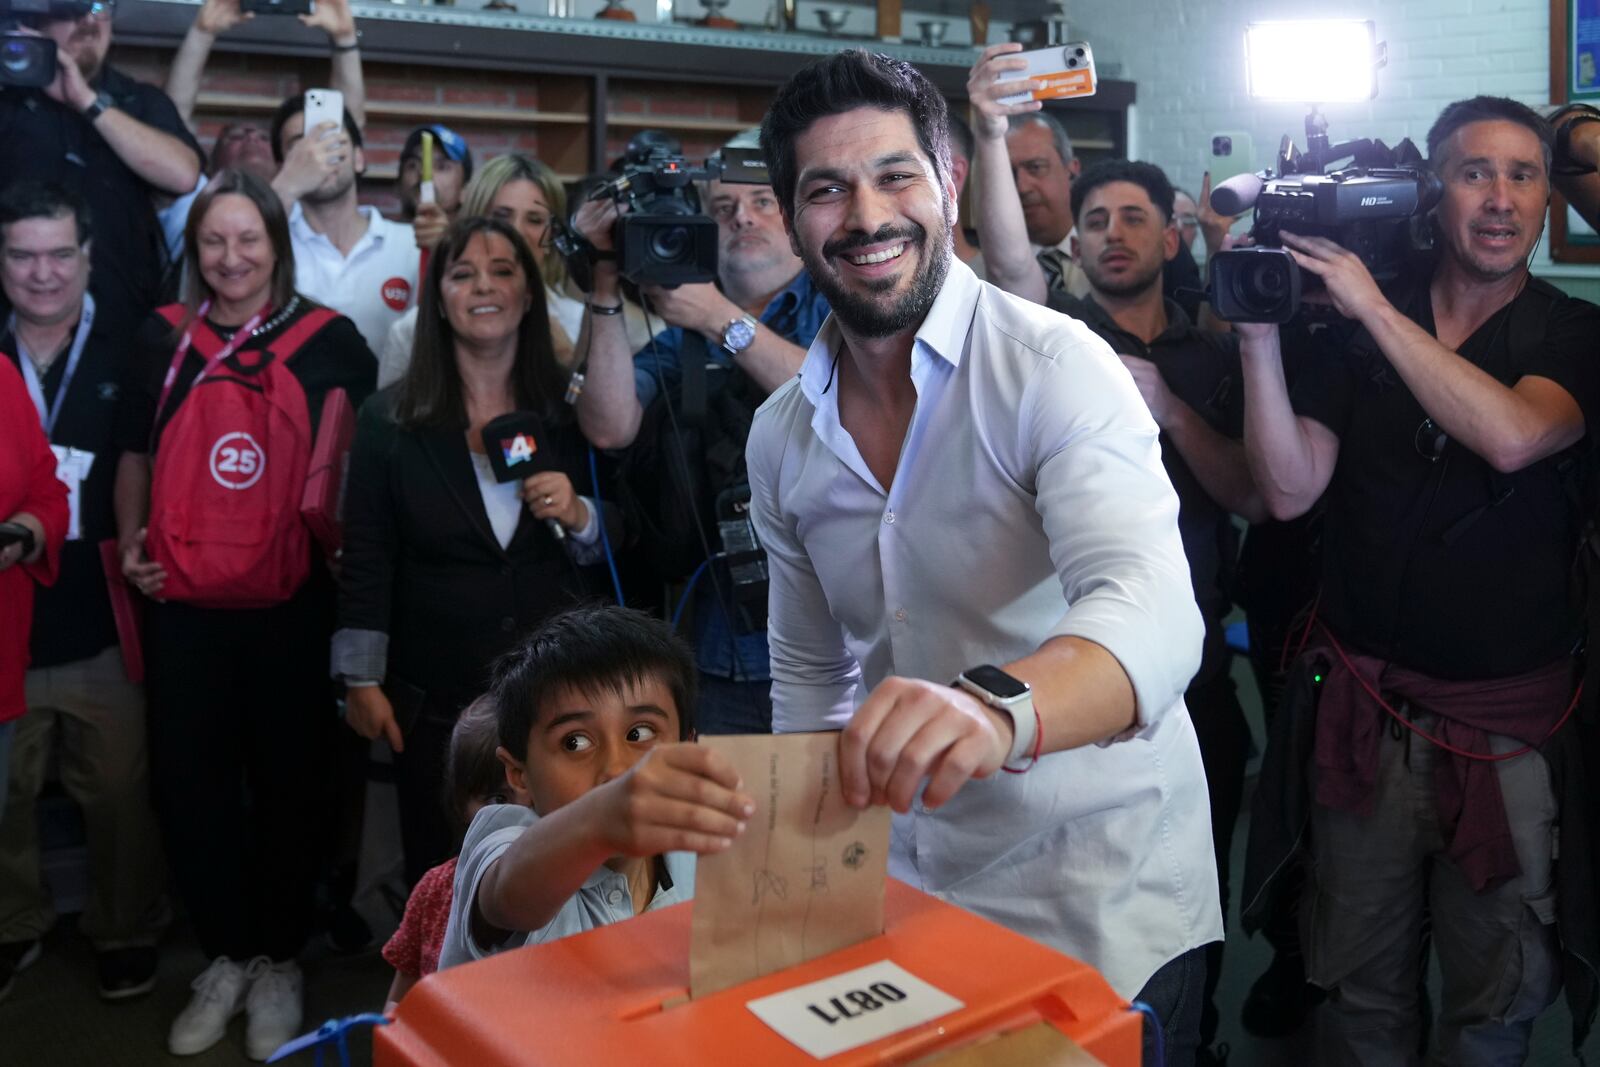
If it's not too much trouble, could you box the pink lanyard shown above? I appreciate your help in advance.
[154,299,270,427]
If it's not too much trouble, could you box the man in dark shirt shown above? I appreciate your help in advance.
[0,0,202,335]
[1049,160,1262,1064]
[1239,96,1600,1061]
[0,182,166,1004]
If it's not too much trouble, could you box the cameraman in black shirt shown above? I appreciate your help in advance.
[1239,96,1600,1063]
[0,0,202,333]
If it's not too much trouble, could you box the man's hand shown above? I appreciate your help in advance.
[119,527,168,600]
[1196,172,1242,258]
[300,0,356,42]
[271,121,348,204]
[639,281,738,337]
[1280,231,1389,322]
[588,743,753,856]
[412,201,448,251]
[346,685,403,752]
[841,676,1012,813]
[194,0,249,36]
[571,196,621,254]
[40,40,96,113]
[1119,354,1179,427]
[966,43,1043,142]
[519,471,587,532]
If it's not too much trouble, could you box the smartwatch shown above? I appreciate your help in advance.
[953,664,1037,771]
[81,90,114,123]
[721,313,758,355]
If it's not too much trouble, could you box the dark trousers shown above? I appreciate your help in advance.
[145,580,335,962]
[391,700,462,886]
[695,671,773,736]
[1186,670,1251,1048]
[1136,944,1210,1067]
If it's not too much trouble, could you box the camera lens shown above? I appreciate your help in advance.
[3,39,34,75]
[649,225,690,263]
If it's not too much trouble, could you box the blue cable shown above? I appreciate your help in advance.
[587,446,625,606]
[672,553,725,630]
[1131,1000,1165,1067]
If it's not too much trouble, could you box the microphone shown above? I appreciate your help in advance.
[1209,172,1265,217]
[482,412,566,542]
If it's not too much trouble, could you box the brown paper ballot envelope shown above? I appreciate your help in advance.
[689,733,891,998]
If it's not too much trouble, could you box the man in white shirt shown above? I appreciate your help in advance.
[748,50,1222,1066]
[268,95,419,350]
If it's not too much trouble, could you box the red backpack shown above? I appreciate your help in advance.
[147,303,337,609]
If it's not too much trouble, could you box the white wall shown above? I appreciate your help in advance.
[1078,0,1553,218]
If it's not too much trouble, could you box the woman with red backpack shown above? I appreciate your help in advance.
[112,168,375,1061]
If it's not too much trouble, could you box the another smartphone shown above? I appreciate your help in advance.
[241,0,314,14]
[1209,131,1256,187]
[996,42,1098,106]
[0,521,36,557]
[302,88,345,141]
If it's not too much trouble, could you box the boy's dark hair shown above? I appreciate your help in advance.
[0,181,91,249]
[442,694,506,837]
[491,604,697,760]
[1426,96,1553,173]
[760,49,951,219]
[1070,159,1177,226]
[269,94,366,164]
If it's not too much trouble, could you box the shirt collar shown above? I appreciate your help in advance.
[1077,292,1195,346]
[797,254,977,409]
[289,203,383,253]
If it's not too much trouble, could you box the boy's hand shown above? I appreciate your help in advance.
[592,743,753,856]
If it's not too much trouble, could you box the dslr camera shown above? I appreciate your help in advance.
[2,0,91,88]
[557,131,769,288]
[1208,110,1442,323]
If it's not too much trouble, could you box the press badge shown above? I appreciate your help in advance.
[50,446,94,541]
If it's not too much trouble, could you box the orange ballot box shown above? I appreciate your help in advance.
[377,880,1140,1066]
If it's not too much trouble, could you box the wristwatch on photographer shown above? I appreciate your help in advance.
[81,90,114,124]
[953,665,1038,772]
[720,313,758,355]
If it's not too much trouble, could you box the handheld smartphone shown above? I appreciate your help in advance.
[0,521,35,557]
[996,41,1098,106]
[241,0,314,14]
[1208,131,1256,187]
[302,88,345,142]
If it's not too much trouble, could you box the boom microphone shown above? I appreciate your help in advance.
[482,411,566,542]
[1210,172,1265,217]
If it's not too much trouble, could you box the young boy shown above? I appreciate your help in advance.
[437,605,753,969]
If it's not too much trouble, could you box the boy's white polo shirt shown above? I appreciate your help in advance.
[288,203,420,351]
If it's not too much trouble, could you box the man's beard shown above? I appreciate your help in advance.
[1082,252,1164,300]
[802,219,951,340]
[303,168,356,206]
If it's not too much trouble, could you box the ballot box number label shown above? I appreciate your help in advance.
[745,960,964,1059]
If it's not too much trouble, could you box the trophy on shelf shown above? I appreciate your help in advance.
[596,0,635,19]
[697,0,736,28]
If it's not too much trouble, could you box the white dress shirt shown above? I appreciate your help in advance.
[746,258,1223,998]
[289,204,420,352]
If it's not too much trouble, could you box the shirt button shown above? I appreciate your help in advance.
[606,889,625,907]
[884,510,896,525]
[500,616,515,632]
[895,609,908,622]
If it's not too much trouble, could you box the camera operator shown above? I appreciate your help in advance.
[0,0,202,335]
[572,134,830,735]
[1239,96,1600,1061]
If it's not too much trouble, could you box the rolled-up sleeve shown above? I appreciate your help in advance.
[746,398,860,732]
[1025,345,1204,731]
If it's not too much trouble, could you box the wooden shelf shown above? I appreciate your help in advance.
[192,91,590,127]
[603,115,754,134]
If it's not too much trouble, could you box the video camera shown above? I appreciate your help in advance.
[1207,109,1442,323]
[556,131,770,289]
[2,0,90,88]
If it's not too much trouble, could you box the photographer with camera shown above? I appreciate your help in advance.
[0,0,202,335]
[1237,96,1600,1062]
[571,133,829,736]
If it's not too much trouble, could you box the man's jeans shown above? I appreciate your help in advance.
[1135,943,1208,1067]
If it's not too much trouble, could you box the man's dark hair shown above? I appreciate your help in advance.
[1426,96,1554,173]
[0,181,91,249]
[1070,160,1176,226]
[946,111,975,164]
[268,95,365,164]
[491,604,698,761]
[760,49,951,217]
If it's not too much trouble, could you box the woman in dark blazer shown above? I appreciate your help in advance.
[335,216,615,882]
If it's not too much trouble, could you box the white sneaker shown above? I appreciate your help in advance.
[168,956,248,1056]
[244,957,304,1062]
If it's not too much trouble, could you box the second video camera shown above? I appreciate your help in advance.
[1208,111,1442,323]
[2,0,92,89]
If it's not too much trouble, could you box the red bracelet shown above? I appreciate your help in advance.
[1001,704,1044,775]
